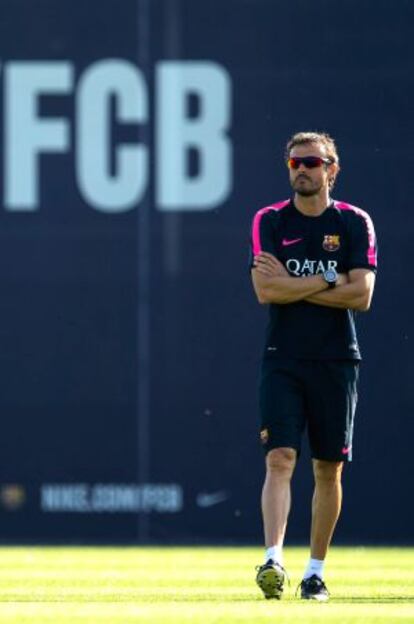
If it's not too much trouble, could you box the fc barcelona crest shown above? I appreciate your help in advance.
[322,234,340,252]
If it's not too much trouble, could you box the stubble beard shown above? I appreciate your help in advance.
[292,177,323,197]
[295,186,320,197]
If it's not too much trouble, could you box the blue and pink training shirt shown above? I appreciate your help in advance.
[250,199,378,360]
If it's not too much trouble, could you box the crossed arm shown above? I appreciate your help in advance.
[251,252,376,311]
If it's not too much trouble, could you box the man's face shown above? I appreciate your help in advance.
[288,142,333,197]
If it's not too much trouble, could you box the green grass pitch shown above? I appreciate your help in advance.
[0,546,412,622]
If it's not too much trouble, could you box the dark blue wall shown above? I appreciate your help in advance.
[0,0,412,543]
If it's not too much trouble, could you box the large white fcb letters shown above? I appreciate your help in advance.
[2,60,232,212]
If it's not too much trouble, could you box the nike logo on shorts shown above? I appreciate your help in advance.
[282,237,303,246]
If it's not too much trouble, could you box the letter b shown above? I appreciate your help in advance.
[156,62,232,211]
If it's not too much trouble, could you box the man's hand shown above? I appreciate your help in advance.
[253,252,289,277]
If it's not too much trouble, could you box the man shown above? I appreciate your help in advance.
[250,131,377,601]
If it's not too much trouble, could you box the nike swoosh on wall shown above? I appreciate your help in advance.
[196,491,229,508]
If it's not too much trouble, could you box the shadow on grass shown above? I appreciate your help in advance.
[0,595,413,604]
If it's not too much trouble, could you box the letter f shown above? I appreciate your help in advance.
[4,62,73,210]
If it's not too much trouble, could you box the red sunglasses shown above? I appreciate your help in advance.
[287,156,332,170]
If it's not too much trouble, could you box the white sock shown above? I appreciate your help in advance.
[265,545,283,566]
[303,557,325,580]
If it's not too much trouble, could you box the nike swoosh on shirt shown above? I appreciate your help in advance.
[196,491,229,508]
[282,237,303,246]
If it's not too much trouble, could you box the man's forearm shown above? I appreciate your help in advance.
[305,282,368,310]
[255,272,329,304]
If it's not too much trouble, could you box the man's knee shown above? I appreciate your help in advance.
[266,447,296,478]
[313,459,343,485]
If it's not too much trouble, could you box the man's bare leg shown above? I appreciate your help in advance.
[256,447,296,599]
[299,460,343,601]
[310,459,343,560]
[261,447,297,554]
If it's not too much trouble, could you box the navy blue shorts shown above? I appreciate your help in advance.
[259,357,359,462]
